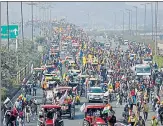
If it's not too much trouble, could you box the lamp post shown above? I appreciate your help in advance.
[120,10,124,36]
[133,6,138,36]
[125,9,131,35]
[21,2,24,53]
[114,12,116,32]
[0,1,2,124]
[26,2,37,42]
[7,2,10,51]
[140,3,147,44]
[145,2,154,40]
[154,2,158,55]
[126,9,132,35]
[149,3,154,40]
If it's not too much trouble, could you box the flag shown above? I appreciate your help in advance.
[156,95,160,102]
[102,104,111,114]
[56,84,59,89]
[59,90,68,105]
[41,75,45,85]
[4,97,10,104]
[80,103,85,112]
[15,39,18,52]
[121,75,125,79]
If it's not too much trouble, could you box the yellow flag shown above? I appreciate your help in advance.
[84,44,87,49]
[59,28,62,32]
[83,56,87,65]
[63,73,66,79]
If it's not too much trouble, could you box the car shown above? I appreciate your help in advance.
[123,40,129,45]
[82,103,108,126]
[105,43,111,48]
[87,87,104,102]
[68,69,81,76]
[37,105,64,126]
[143,57,152,64]
[130,54,136,60]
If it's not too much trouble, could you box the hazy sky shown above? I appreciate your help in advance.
[1,2,162,27]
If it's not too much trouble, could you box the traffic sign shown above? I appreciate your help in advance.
[1,25,19,39]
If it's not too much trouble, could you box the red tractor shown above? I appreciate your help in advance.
[82,103,108,126]
[37,104,64,126]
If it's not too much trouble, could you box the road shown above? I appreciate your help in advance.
[25,36,127,126]
[12,35,157,126]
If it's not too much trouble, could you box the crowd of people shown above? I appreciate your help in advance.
[3,22,163,126]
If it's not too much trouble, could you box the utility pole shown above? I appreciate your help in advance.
[126,9,131,35]
[114,12,116,33]
[0,2,2,125]
[31,2,34,42]
[120,10,125,36]
[151,3,154,40]
[130,10,132,33]
[21,2,24,53]
[155,2,158,55]
[122,11,124,35]
[26,2,37,42]
[7,2,10,51]
[144,4,147,44]
[133,6,138,36]
[141,3,147,44]
[87,13,90,29]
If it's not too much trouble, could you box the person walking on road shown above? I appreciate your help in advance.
[25,104,31,123]
[32,83,37,96]
[151,116,159,126]
[31,100,37,120]
[142,101,149,122]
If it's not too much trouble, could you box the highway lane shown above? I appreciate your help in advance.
[13,35,156,126]
[24,90,87,126]
[109,37,158,125]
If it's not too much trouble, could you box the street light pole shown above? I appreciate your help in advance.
[21,2,24,53]
[141,4,147,44]
[126,9,131,35]
[155,2,158,55]
[7,2,10,51]
[120,10,124,35]
[26,2,37,42]
[151,3,154,40]
[0,2,2,125]
[130,10,132,33]
[31,2,34,42]
[122,11,124,35]
[133,6,138,36]
[114,12,116,32]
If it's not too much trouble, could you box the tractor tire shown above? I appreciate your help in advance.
[59,120,64,126]
[83,120,90,126]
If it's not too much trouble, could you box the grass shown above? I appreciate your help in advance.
[1,87,7,101]
[153,55,163,68]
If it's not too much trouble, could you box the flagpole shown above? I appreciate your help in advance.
[0,1,2,124]
[16,38,19,67]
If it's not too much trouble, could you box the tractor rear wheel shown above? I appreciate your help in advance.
[83,120,90,126]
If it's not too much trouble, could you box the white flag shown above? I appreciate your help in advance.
[15,39,18,52]
[4,97,10,104]
[121,75,125,79]
[56,84,59,89]
[80,103,86,112]
[59,90,68,105]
